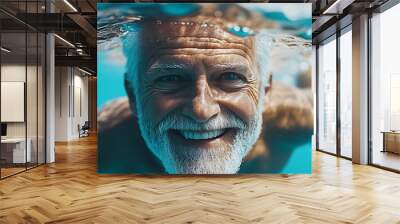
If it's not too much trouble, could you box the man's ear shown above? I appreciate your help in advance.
[265,73,273,95]
[124,78,137,117]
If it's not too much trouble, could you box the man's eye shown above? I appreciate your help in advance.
[155,75,184,83]
[219,72,246,82]
[152,75,188,92]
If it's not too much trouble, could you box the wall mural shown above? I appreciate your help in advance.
[97,3,313,174]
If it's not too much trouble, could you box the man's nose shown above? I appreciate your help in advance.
[182,76,221,122]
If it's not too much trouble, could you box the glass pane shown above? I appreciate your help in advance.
[371,4,400,171]
[1,30,27,177]
[27,31,38,169]
[317,37,337,154]
[340,29,352,158]
[0,1,46,178]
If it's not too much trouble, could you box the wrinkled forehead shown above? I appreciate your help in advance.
[138,17,257,60]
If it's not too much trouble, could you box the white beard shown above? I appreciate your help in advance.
[134,94,264,174]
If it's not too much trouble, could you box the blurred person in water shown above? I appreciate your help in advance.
[98,4,313,174]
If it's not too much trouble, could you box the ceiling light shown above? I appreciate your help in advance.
[1,47,11,53]
[322,0,342,14]
[322,0,355,15]
[54,34,75,48]
[63,0,78,12]
[76,48,84,55]
[78,67,92,76]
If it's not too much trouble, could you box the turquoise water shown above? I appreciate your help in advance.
[97,51,126,109]
[281,142,312,174]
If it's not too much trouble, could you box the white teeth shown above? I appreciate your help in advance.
[178,129,225,140]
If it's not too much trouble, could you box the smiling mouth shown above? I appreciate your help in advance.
[169,128,234,147]
[176,129,227,140]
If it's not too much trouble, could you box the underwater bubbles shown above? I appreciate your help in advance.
[227,25,255,38]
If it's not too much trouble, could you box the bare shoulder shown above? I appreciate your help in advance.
[98,97,132,132]
[263,82,313,131]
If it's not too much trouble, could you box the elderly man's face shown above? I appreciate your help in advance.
[128,19,266,174]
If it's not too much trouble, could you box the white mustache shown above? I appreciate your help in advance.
[157,111,246,133]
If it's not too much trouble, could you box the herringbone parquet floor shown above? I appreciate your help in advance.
[1,135,400,224]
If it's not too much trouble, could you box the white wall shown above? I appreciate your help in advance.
[72,73,89,138]
[54,67,89,141]
[55,66,69,141]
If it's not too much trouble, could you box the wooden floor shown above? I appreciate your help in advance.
[1,167,26,178]
[1,163,45,178]
[1,136,400,223]
[373,150,400,171]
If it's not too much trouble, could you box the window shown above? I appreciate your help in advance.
[339,28,352,158]
[370,2,400,171]
[317,36,337,154]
